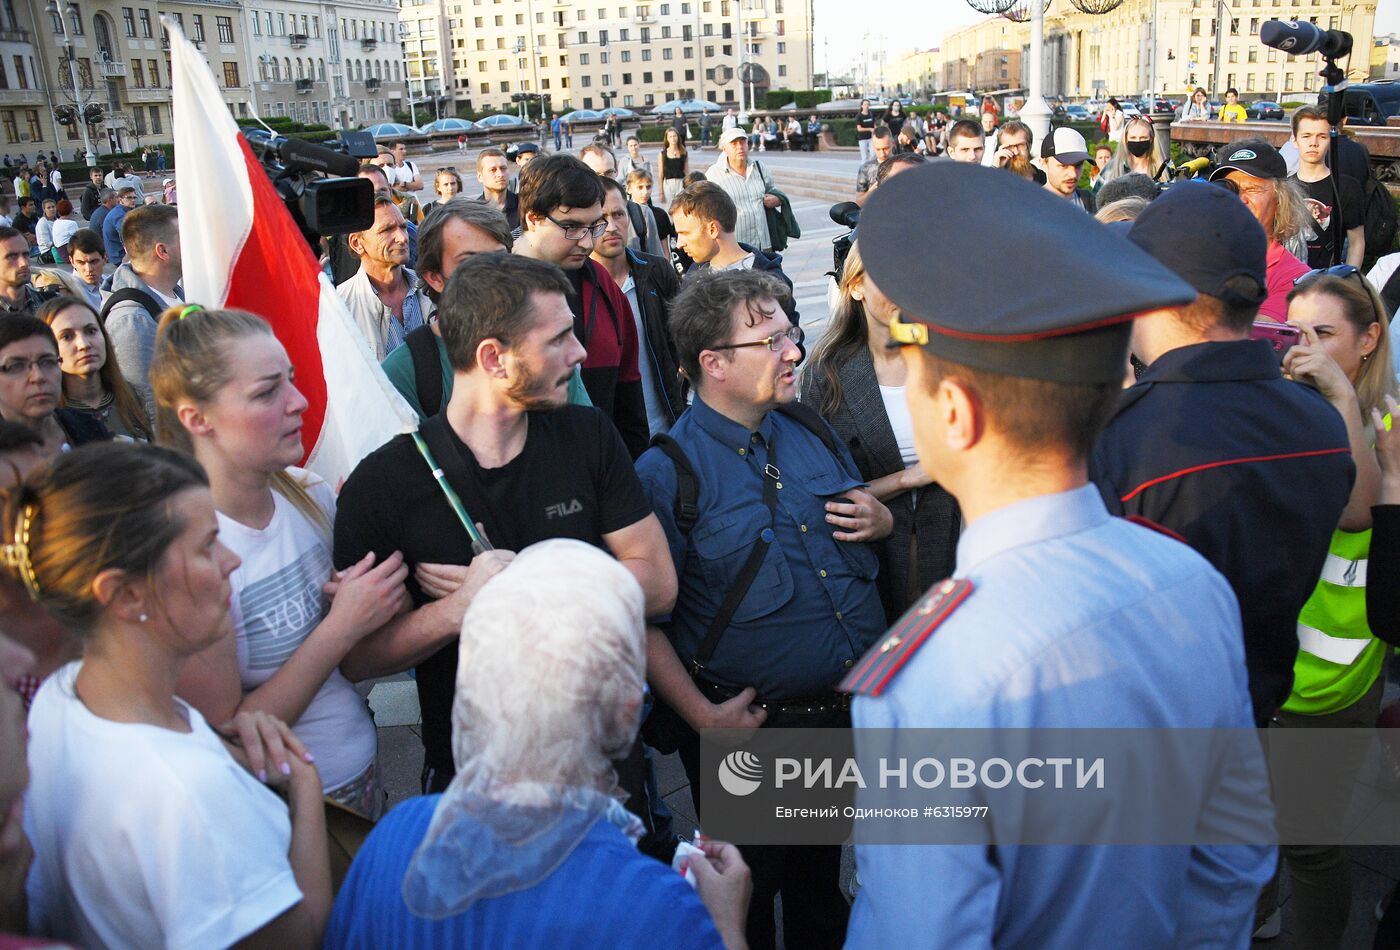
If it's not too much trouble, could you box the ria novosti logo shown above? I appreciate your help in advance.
[717,750,764,797]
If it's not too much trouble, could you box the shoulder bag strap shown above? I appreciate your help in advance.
[405,325,444,416]
[690,432,780,676]
[410,417,494,552]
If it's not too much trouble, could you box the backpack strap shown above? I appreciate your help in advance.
[628,200,648,246]
[1383,262,1400,320]
[99,287,165,326]
[405,325,444,417]
[650,433,700,534]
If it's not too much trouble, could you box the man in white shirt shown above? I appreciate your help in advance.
[387,140,423,193]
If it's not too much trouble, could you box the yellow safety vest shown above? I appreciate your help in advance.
[1283,527,1384,716]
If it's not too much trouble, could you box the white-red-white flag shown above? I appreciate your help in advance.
[166,18,415,485]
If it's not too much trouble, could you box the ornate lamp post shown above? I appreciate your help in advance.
[46,0,97,166]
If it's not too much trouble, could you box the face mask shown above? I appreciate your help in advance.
[1126,139,1152,158]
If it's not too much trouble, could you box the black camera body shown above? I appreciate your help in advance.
[243,128,379,247]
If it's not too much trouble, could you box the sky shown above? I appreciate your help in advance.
[813,0,1400,81]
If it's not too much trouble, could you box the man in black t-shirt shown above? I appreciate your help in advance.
[1290,106,1365,269]
[334,252,677,794]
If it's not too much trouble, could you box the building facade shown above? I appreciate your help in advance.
[931,0,1376,101]
[244,0,405,129]
[1371,32,1399,79]
[402,0,814,118]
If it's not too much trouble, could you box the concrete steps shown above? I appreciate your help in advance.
[770,168,855,203]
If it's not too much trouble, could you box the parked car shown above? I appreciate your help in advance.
[1065,104,1091,120]
[1336,81,1400,126]
[1246,100,1285,120]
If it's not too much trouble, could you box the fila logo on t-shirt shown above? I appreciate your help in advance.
[545,498,584,519]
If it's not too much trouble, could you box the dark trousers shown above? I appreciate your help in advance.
[677,706,850,950]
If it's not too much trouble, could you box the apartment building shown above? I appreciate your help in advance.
[244,0,405,128]
[401,0,814,118]
[931,0,1376,101]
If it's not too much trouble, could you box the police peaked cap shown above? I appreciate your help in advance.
[858,162,1197,384]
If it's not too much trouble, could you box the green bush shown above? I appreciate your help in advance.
[1281,100,1306,108]
[762,89,832,110]
[636,126,668,143]
[824,118,858,147]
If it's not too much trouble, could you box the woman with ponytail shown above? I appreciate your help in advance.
[150,304,410,818]
[17,442,332,948]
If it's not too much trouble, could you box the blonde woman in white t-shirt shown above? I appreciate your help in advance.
[152,305,410,818]
[16,442,332,949]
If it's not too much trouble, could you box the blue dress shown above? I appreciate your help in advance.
[325,795,724,949]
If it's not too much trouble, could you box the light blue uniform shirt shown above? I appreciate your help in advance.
[847,485,1274,950]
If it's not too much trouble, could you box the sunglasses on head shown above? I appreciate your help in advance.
[1294,264,1361,286]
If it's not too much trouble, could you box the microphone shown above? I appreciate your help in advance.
[1174,156,1211,177]
[276,137,362,178]
[1260,19,1352,60]
[829,201,860,229]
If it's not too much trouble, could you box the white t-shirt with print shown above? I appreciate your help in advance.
[219,469,376,792]
[25,661,302,950]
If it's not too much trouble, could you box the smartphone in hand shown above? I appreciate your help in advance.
[1251,321,1303,362]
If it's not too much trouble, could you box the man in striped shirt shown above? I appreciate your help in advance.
[705,127,780,253]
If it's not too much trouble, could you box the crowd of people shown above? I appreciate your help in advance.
[2,106,1400,950]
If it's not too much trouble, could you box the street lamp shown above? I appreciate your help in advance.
[46,0,97,167]
[513,40,527,121]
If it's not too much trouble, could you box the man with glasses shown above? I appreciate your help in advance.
[636,268,890,950]
[515,153,648,458]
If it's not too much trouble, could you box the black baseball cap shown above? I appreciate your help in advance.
[1128,181,1267,307]
[1207,138,1287,182]
[859,162,1196,384]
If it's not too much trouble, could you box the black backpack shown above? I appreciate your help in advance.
[99,287,165,326]
[1363,176,1398,258]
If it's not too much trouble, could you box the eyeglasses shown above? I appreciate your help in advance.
[546,214,607,241]
[1295,264,1361,286]
[711,325,804,352]
[0,354,59,377]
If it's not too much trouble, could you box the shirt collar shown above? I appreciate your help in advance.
[1138,339,1281,384]
[689,393,774,452]
[956,485,1110,575]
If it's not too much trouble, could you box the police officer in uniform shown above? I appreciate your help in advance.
[840,163,1276,948]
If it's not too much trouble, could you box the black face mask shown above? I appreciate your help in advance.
[1126,139,1152,158]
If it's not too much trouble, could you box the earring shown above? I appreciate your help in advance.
[138,613,148,623]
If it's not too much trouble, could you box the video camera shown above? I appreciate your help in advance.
[827,201,860,281]
[243,127,379,249]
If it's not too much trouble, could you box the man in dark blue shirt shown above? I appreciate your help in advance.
[636,268,890,950]
[1091,182,1354,726]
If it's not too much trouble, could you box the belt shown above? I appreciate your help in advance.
[695,677,850,716]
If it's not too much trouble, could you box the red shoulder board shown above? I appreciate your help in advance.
[1124,515,1187,544]
[839,578,974,698]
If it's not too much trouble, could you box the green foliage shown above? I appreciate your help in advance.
[636,126,669,143]
[762,89,833,110]
[824,118,858,147]
[1281,100,1306,108]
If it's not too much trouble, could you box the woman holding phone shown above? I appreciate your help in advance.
[1253,269,1396,946]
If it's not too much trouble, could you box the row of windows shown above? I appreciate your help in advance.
[0,55,33,91]
[267,98,387,124]
[255,56,401,84]
[1188,14,1338,37]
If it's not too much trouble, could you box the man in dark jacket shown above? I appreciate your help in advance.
[671,181,799,327]
[515,153,649,458]
[79,167,104,221]
[590,176,685,435]
[1090,183,1354,726]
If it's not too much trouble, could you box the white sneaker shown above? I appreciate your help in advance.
[1253,908,1281,940]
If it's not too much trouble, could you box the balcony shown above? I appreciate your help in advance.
[296,78,314,93]
[365,77,382,91]
[97,60,127,78]
[635,12,655,22]
[360,37,377,50]
[0,28,28,43]
[289,32,308,48]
